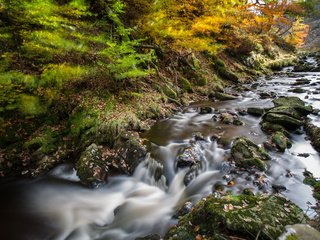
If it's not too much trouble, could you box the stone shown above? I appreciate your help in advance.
[247,107,265,117]
[261,121,289,135]
[213,92,237,101]
[304,123,320,152]
[76,144,108,187]
[289,88,307,93]
[165,194,304,240]
[271,131,292,152]
[273,97,313,116]
[264,113,303,130]
[279,224,320,240]
[231,137,271,171]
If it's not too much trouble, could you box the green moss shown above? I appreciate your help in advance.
[271,131,292,152]
[178,77,193,93]
[286,234,299,240]
[165,194,304,240]
[24,128,59,154]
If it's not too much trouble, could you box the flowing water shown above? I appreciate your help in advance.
[1,61,320,240]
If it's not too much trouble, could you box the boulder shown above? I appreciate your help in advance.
[271,131,292,152]
[247,107,265,117]
[231,137,271,171]
[263,113,303,130]
[260,121,289,135]
[165,194,304,240]
[76,144,108,187]
[272,97,313,116]
[213,92,237,101]
[304,122,320,152]
[279,224,320,240]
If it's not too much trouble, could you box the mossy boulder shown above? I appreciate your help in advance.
[165,194,304,240]
[280,224,320,240]
[272,97,313,116]
[247,107,265,117]
[263,113,303,130]
[260,121,289,135]
[231,137,271,171]
[213,92,237,101]
[75,143,108,187]
[271,131,292,152]
[304,123,320,152]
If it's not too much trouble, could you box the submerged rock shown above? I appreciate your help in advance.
[165,194,304,240]
[231,137,271,171]
[76,143,108,187]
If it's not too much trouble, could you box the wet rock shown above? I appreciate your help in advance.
[76,143,108,187]
[304,122,320,152]
[293,64,314,72]
[165,194,304,240]
[174,202,193,219]
[242,188,255,196]
[298,153,310,158]
[303,171,320,200]
[293,79,311,85]
[279,224,320,240]
[264,113,303,130]
[176,147,201,168]
[247,107,265,117]
[289,88,307,93]
[272,184,287,193]
[136,234,161,240]
[260,92,276,99]
[199,107,213,114]
[261,121,289,135]
[213,92,237,101]
[231,137,271,171]
[273,96,313,116]
[271,131,292,152]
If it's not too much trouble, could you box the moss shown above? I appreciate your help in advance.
[264,113,303,129]
[24,128,59,154]
[286,234,299,240]
[178,77,193,93]
[165,194,304,240]
[231,137,270,171]
[271,131,292,152]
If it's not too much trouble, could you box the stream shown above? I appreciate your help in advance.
[1,61,320,240]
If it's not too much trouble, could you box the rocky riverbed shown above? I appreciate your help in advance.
[1,55,320,240]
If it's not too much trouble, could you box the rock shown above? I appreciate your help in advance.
[174,202,193,218]
[260,92,276,99]
[247,107,265,117]
[199,107,213,114]
[279,224,320,240]
[76,144,108,187]
[293,64,314,72]
[289,88,307,93]
[304,122,320,152]
[264,113,303,130]
[176,147,201,168]
[221,112,234,124]
[242,188,255,196]
[261,121,289,135]
[165,194,304,240]
[136,234,161,240]
[213,92,237,101]
[298,153,310,158]
[273,97,313,116]
[231,137,271,171]
[293,79,311,85]
[272,184,287,193]
[271,131,292,152]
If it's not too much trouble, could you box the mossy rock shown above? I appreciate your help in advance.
[214,92,237,101]
[162,84,178,99]
[267,106,302,120]
[165,194,304,240]
[263,113,303,130]
[260,120,289,135]
[231,137,270,171]
[272,97,313,116]
[178,77,193,93]
[271,131,292,152]
[280,224,320,240]
[75,143,108,187]
[304,123,320,152]
[247,107,264,117]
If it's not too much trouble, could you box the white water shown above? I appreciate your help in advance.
[1,58,320,240]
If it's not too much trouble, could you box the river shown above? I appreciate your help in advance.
[1,60,320,240]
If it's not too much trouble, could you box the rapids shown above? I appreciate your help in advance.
[1,59,320,240]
